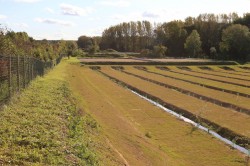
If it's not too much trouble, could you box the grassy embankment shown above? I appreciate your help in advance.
[0,58,120,165]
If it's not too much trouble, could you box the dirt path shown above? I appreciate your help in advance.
[67,64,247,166]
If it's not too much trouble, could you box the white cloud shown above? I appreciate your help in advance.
[110,9,183,24]
[45,7,55,14]
[35,18,74,26]
[60,3,93,16]
[14,0,40,3]
[142,11,160,18]
[99,0,130,7]
[33,30,75,40]
[141,9,186,22]
[111,12,143,22]
[0,14,7,19]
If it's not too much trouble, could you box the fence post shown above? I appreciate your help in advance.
[8,55,12,98]
[27,57,29,84]
[28,57,31,82]
[17,55,20,91]
[23,56,26,88]
[31,58,34,79]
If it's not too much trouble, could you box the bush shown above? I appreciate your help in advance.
[140,49,152,57]
[210,47,217,59]
[72,49,86,57]
[153,45,167,58]
[88,44,99,55]
[104,49,118,53]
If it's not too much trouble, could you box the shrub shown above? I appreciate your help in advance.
[153,45,167,58]
[210,47,217,59]
[140,49,152,57]
[72,49,86,57]
[104,49,118,53]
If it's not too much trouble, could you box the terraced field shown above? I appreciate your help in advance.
[99,66,250,141]
[68,64,250,165]
[148,66,250,98]
[120,66,250,113]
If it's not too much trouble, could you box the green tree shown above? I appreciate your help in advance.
[193,14,224,57]
[210,47,217,59]
[184,30,202,57]
[155,21,187,57]
[65,41,77,57]
[77,36,93,50]
[0,33,16,56]
[153,45,167,58]
[100,21,154,52]
[220,24,250,60]
[234,13,250,28]
[88,40,99,55]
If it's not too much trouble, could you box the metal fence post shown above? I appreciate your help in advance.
[31,58,34,79]
[28,57,31,83]
[1,54,63,106]
[17,55,20,91]
[23,56,26,88]
[8,55,12,98]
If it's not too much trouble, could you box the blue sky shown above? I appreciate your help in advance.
[0,0,250,40]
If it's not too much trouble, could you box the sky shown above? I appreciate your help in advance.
[0,0,250,40]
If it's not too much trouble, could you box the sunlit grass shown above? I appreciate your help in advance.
[0,59,98,165]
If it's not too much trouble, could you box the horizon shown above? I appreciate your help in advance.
[1,0,250,40]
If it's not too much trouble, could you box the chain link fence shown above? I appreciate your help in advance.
[0,55,63,105]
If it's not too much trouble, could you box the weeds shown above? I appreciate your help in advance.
[145,131,152,138]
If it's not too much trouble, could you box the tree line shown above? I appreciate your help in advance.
[0,26,76,61]
[77,13,250,61]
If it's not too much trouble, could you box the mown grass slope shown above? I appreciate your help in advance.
[0,59,111,165]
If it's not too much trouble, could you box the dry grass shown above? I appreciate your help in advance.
[148,66,250,96]
[67,64,248,166]
[124,66,250,110]
[189,66,250,80]
[172,67,250,87]
[101,66,250,139]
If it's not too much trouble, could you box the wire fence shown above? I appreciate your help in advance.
[0,55,63,106]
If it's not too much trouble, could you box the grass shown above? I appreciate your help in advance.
[100,66,250,139]
[1,58,249,165]
[124,66,250,111]
[68,65,248,165]
[0,59,99,165]
[145,131,152,138]
[172,66,250,87]
[189,66,250,77]
[149,66,250,95]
